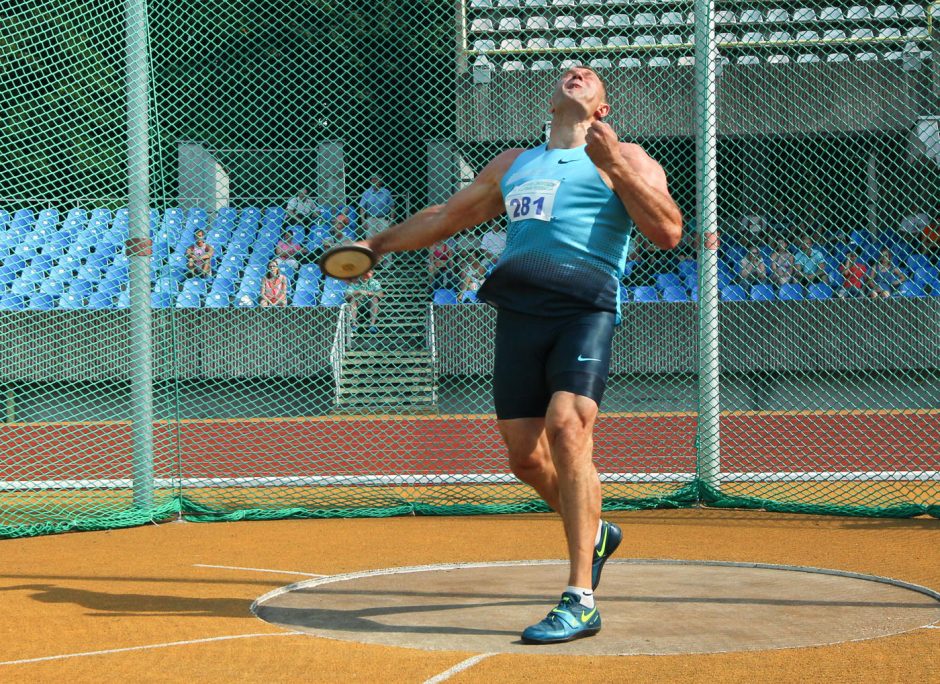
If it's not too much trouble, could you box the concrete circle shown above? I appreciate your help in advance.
[252,560,940,655]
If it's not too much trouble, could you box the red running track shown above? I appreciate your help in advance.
[1,412,938,480]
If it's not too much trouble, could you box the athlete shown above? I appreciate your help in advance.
[357,67,682,643]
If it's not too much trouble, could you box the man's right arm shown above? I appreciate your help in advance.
[365,150,521,257]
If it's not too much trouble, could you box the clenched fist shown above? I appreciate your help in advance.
[584,120,622,173]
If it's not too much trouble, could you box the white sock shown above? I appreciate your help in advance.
[564,585,595,609]
[594,519,603,546]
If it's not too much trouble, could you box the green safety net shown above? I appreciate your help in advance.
[1,0,938,539]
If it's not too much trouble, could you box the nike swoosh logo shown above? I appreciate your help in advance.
[557,159,577,164]
[578,355,601,362]
[580,606,598,623]
[596,526,608,557]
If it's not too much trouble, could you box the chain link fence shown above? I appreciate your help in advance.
[1,0,937,538]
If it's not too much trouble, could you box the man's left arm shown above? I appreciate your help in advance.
[585,122,682,249]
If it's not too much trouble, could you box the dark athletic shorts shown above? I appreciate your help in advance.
[492,308,616,420]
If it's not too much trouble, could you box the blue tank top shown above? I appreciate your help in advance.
[477,144,634,318]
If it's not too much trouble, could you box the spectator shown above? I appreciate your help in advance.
[429,240,460,291]
[286,188,318,227]
[838,249,870,298]
[185,229,213,278]
[869,247,906,298]
[899,205,930,250]
[769,238,795,285]
[794,236,829,285]
[346,269,383,333]
[738,246,767,284]
[260,260,289,307]
[459,250,488,302]
[480,220,507,268]
[275,229,309,270]
[320,213,353,253]
[359,176,394,237]
[739,205,765,247]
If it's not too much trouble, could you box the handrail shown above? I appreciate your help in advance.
[427,302,438,406]
[329,303,348,404]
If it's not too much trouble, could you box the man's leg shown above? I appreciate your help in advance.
[544,391,600,589]
[499,417,559,512]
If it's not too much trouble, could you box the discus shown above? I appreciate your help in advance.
[318,244,377,279]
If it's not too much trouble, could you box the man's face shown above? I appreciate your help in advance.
[371,177,381,188]
[802,239,812,252]
[298,189,308,199]
[195,231,205,243]
[551,68,609,118]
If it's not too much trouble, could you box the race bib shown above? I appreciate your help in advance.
[504,179,559,223]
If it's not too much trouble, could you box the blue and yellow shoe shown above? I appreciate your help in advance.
[520,593,602,644]
[592,520,622,590]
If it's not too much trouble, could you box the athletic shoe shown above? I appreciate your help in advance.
[521,592,601,644]
[592,520,622,590]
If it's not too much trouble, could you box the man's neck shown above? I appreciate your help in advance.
[547,112,595,150]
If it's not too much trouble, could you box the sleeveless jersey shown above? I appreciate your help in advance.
[477,144,634,318]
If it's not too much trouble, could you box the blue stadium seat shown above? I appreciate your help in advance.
[11,278,36,296]
[0,209,10,232]
[20,264,46,282]
[897,281,926,298]
[292,289,318,307]
[86,251,112,272]
[10,278,37,297]
[39,280,66,297]
[319,289,345,307]
[750,284,776,301]
[778,283,804,300]
[721,285,747,301]
[689,285,698,301]
[68,280,95,299]
[0,292,27,310]
[210,276,236,296]
[87,291,116,309]
[117,290,130,308]
[461,290,480,304]
[205,292,229,308]
[28,292,56,310]
[153,277,180,295]
[633,286,659,302]
[10,209,34,234]
[151,291,174,308]
[182,278,207,296]
[176,290,201,308]
[35,208,58,232]
[96,278,123,298]
[807,283,833,300]
[906,254,931,273]
[655,273,683,291]
[58,292,83,310]
[662,286,688,302]
[678,260,697,278]
[913,266,939,285]
[235,292,257,307]
[76,264,104,283]
[433,288,459,305]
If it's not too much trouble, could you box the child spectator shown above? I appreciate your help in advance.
[738,246,767,284]
[260,260,288,307]
[185,230,214,278]
[275,229,308,270]
[346,270,383,333]
[838,249,869,298]
[794,236,829,285]
[769,239,795,285]
[869,247,906,298]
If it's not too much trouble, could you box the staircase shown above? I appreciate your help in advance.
[331,252,438,413]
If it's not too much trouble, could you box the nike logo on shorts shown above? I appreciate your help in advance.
[557,159,577,164]
[577,355,601,362]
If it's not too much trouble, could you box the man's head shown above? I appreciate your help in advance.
[880,247,892,260]
[550,67,610,121]
[371,176,382,188]
[776,239,788,251]
[801,236,813,252]
[281,230,294,242]
[194,230,205,244]
[298,188,309,199]
[749,247,760,258]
